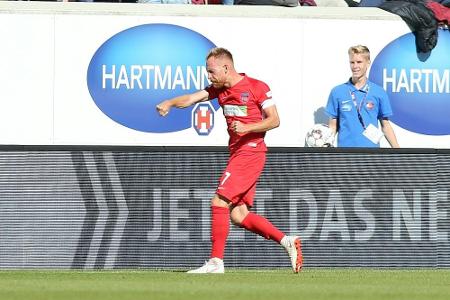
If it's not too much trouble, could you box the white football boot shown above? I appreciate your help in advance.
[187,257,225,274]
[281,236,303,273]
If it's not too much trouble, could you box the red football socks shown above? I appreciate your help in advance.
[210,206,230,259]
[240,212,284,243]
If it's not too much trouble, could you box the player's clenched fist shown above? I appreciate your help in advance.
[156,101,171,117]
[231,120,247,135]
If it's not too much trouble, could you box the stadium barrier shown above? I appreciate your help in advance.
[0,146,449,269]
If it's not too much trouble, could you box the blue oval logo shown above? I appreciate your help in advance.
[369,29,450,135]
[87,24,219,133]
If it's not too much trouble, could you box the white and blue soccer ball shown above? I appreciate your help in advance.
[305,124,334,147]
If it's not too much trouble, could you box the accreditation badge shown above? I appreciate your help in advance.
[363,123,384,144]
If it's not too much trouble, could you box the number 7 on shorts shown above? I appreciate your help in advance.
[220,171,231,186]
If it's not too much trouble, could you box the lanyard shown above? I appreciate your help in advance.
[349,87,368,130]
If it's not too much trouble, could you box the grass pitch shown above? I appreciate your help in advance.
[0,268,449,300]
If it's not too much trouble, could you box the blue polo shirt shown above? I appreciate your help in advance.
[325,79,393,147]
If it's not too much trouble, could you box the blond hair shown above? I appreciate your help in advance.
[348,45,370,60]
[206,47,234,63]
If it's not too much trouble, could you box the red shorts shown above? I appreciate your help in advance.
[216,151,266,207]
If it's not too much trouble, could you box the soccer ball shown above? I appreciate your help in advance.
[305,124,334,147]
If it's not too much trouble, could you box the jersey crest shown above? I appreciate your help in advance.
[240,92,249,104]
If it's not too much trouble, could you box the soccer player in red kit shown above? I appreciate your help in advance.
[156,47,302,274]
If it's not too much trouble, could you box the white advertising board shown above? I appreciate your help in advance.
[1,4,449,148]
[0,14,54,145]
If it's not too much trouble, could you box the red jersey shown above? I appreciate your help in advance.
[206,74,274,154]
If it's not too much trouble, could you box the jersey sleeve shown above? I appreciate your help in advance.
[377,87,393,119]
[205,84,219,100]
[325,87,339,118]
[254,80,274,109]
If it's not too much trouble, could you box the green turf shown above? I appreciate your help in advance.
[0,269,449,300]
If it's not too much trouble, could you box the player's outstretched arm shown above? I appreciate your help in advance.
[156,90,209,117]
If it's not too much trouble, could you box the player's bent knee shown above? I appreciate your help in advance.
[230,214,242,225]
[230,209,248,225]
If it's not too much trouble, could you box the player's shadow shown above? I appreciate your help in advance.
[304,107,329,147]
[314,106,328,125]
